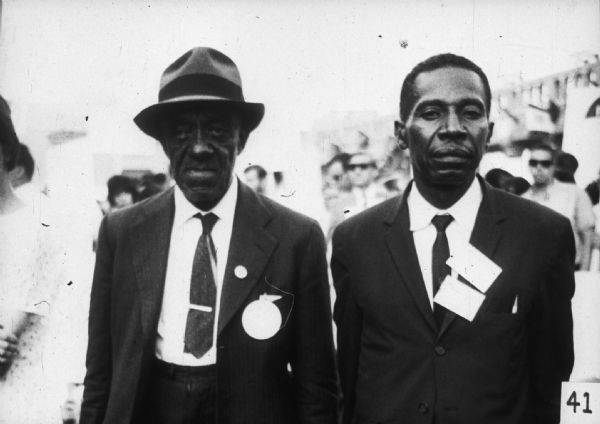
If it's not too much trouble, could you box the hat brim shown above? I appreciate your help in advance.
[134,97,265,142]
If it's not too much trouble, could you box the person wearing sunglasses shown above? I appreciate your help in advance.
[345,152,386,212]
[523,144,596,270]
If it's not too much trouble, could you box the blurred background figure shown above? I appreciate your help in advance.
[243,164,268,195]
[325,151,387,241]
[139,172,170,201]
[380,175,402,198]
[94,174,140,250]
[321,153,351,212]
[322,153,351,193]
[584,168,600,206]
[554,151,579,184]
[61,382,84,424]
[346,152,386,211]
[0,94,65,423]
[523,144,596,270]
[504,177,530,196]
[484,168,514,190]
[8,143,35,199]
[106,174,138,213]
[484,168,531,196]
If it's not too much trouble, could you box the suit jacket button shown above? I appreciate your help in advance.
[434,345,446,356]
[417,402,429,414]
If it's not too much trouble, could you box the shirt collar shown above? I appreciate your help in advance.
[173,176,238,228]
[408,177,483,232]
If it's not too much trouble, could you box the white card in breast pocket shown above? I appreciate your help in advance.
[446,241,502,294]
[434,275,486,322]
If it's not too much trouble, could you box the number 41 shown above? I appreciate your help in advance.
[567,391,593,414]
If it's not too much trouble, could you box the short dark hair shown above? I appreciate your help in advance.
[14,143,35,180]
[399,53,492,122]
[555,152,578,173]
[323,153,351,173]
[0,94,20,171]
[484,168,513,189]
[244,164,267,179]
[107,175,138,207]
[530,143,556,161]
[505,177,531,195]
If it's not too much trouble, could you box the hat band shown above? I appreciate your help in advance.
[159,74,244,102]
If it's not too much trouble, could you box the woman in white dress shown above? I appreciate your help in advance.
[0,95,64,423]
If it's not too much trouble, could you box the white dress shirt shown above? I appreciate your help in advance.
[408,178,483,308]
[156,178,238,365]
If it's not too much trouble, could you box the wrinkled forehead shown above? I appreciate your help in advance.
[162,103,243,124]
[412,67,487,109]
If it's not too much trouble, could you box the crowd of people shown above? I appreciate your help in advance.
[484,145,598,270]
[319,142,599,271]
[0,47,597,424]
[98,172,171,216]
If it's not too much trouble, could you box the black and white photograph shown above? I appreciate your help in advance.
[0,1,598,423]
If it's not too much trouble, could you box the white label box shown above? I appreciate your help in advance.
[560,382,600,423]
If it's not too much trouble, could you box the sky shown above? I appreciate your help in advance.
[0,0,598,172]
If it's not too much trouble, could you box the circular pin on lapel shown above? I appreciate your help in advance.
[234,265,248,279]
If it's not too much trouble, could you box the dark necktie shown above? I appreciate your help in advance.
[431,214,453,327]
[184,212,219,358]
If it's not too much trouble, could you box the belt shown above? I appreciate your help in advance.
[152,358,216,379]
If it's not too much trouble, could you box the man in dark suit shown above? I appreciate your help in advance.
[332,54,574,424]
[81,47,337,424]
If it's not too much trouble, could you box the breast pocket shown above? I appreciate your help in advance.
[264,278,294,330]
[240,278,294,341]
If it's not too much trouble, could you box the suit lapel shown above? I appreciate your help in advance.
[439,178,506,336]
[384,183,438,333]
[130,189,176,340]
[217,182,277,335]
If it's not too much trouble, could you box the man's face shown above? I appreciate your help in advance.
[244,168,266,194]
[161,106,247,210]
[347,154,376,189]
[111,192,134,210]
[397,67,493,189]
[528,149,555,186]
[324,161,349,190]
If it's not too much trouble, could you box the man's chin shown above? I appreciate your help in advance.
[428,168,475,187]
[180,185,222,209]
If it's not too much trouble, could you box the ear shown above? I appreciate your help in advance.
[394,120,408,150]
[157,121,171,156]
[486,121,494,145]
[8,165,24,181]
[237,128,250,155]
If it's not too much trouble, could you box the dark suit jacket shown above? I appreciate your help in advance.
[332,178,575,424]
[81,181,337,424]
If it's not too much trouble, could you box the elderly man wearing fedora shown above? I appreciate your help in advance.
[81,47,337,424]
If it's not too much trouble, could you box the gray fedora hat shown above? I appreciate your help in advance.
[134,47,264,141]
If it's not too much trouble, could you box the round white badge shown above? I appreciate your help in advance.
[234,265,248,279]
[242,298,282,340]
